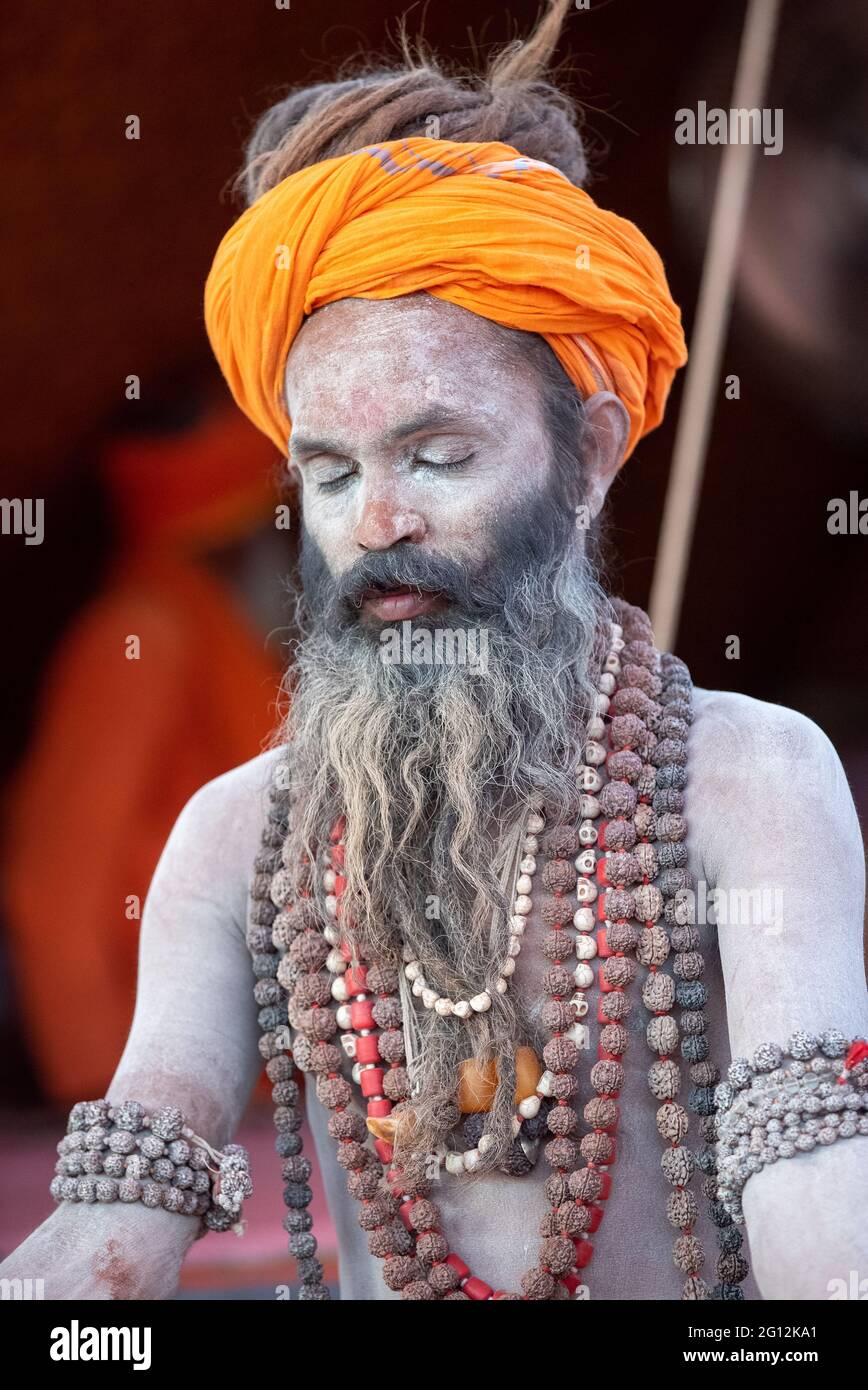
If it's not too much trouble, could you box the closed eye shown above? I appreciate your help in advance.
[414,453,475,471]
[315,452,476,494]
[316,465,358,494]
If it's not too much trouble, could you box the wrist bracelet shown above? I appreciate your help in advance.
[713,1033,868,1223]
[49,1100,253,1236]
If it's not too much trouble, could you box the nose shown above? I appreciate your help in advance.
[353,491,427,551]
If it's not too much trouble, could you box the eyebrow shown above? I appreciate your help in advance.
[289,407,482,460]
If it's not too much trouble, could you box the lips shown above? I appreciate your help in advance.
[360,585,444,621]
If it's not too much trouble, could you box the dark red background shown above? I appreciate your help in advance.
[1,1,866,1098]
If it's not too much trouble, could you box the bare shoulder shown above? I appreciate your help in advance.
[181,743,284,829]
[690,686,840,770]
[685,691,867,1058]
[152,745,286,923]
[686,687,862,884]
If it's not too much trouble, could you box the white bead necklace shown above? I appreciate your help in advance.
[437,620,625,1175]
[397,804,545,1019]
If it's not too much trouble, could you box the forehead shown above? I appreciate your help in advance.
[283,293,540,439]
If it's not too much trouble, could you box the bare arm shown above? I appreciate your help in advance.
[0,750,275,1299]
[691,690,868,1300]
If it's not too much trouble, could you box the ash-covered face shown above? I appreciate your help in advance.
[283,292,622,631]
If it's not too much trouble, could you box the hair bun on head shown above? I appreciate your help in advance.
[236,0,588,205]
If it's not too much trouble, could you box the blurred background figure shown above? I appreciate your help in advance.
[1,387,289,1104]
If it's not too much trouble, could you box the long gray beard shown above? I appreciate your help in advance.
[276,545,611,1173]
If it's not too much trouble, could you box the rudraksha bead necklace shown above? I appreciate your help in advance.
[244,600,748,1299]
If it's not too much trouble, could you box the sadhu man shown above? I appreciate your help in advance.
[3,1,866,1301]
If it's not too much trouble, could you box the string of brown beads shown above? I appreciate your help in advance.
[655,652,750,1299]
[247,768,331,1299]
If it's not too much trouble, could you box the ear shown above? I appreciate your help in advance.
[581,391,630,517]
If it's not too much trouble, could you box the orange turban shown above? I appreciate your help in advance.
[204,136,687,463]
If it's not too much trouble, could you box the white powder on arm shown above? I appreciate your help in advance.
[690,689,868,1299]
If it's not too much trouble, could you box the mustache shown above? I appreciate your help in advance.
[301,539,502,627]
[335,547,492,612]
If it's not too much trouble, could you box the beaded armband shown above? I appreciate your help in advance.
[714,1034,868,1223]
[49,1100,253,1236]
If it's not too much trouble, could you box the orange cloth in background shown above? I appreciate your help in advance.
[205,136,688,463]
[2,412,284,1103]
[105,402,281,553]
